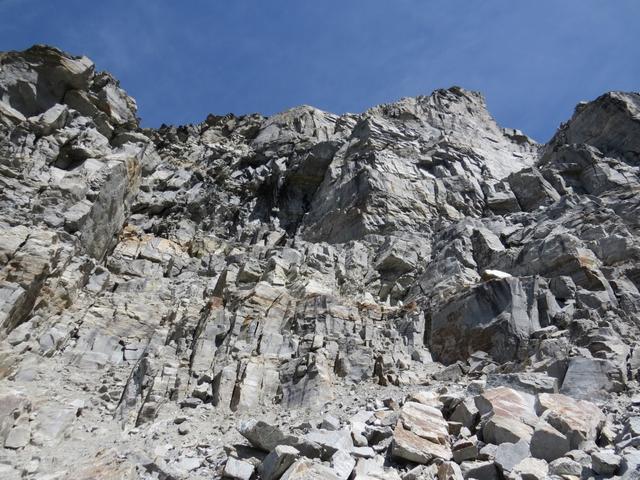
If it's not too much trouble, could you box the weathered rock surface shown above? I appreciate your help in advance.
[390,401,451,464]
[1,45,640,478]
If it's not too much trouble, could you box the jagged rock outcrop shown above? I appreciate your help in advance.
[0,45,639,479]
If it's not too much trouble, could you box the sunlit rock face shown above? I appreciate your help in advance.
[0,45,639,479]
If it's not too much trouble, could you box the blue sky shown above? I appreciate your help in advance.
[1,0,638,141]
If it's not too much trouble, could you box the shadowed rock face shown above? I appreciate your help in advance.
[430,276,542,364]
[0,45,639,478]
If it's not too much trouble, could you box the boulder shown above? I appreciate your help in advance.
[430,277,541,364]
[591,449,622,476]
[353,457,402,480]
[280,459,340,480]
[0,45,94,116]
[535,393,605,449]
[560,356,626,400]
[459,460,500,480]
[238,420,322,458]
[452,437,478,463]
[508,167,560,211]
[450,397,479,430]
[330,449,355,480]
[438,461,464,480]
[321,415,341,431]
[4,425,30,449]
[391,402,452,464]
[486,372,558,395]
[483,415,533,445]
[304,429,353,457]
[511,457,548,480]
[261,445,300,480]
[530,421,570,462]
[548,457,583,477]
[223,457,254,480]
[494,439,530,473]
[475,387,537,425]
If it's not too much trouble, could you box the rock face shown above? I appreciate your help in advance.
[430,276,542,363]
[0,45,640,478]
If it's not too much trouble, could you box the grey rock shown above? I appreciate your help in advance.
[0,45,94,116]
[486,372,558,395]
[330,449,356,480]
[494,439,530,473]
[459,460,500,480]
[430,277,541,364]
[304,429,353,457]
[511,457,548,480]
[591,449,622,476]
[353,457,402,480]
[390,401,452,464]
[321,414,341,431]
[508,167,560,211]
[483,415,533,445]
[548,457,583,476]
[452,436,478,463]
[535,393,605,449]
[223,457,255,480]
[280,459,340,480]
[565,448,593,466]
[0,464,21,480]
[449,397,479,430]
[437,461,464,480]
[1,44,640,480]
[620,449,640,479]
[261,445,300,480]
[475,387,537,445]
[479,443,498,461]
[4,425,30,449]
[238,420,322,458]
[560,356,626,400]
[530,421,570,462]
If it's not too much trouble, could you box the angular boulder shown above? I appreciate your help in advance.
[430,277,541,364]
[560,356,626,400]
[535,393,605,449]
[391,401,452,464]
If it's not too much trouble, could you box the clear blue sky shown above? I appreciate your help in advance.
[1,0,638,141]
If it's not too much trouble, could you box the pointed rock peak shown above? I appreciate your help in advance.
[2,44,93,71]
[351,86,538,179]
[422,86,488,110]
[365,87,487,119]
[0,44,95,117]
[549,91,640,164]
[252,104,340,147]
[0,44,138,136]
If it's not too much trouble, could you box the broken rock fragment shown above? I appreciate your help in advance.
[390,401,452,464]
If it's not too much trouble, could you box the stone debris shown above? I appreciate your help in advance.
[0,44,639,478]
